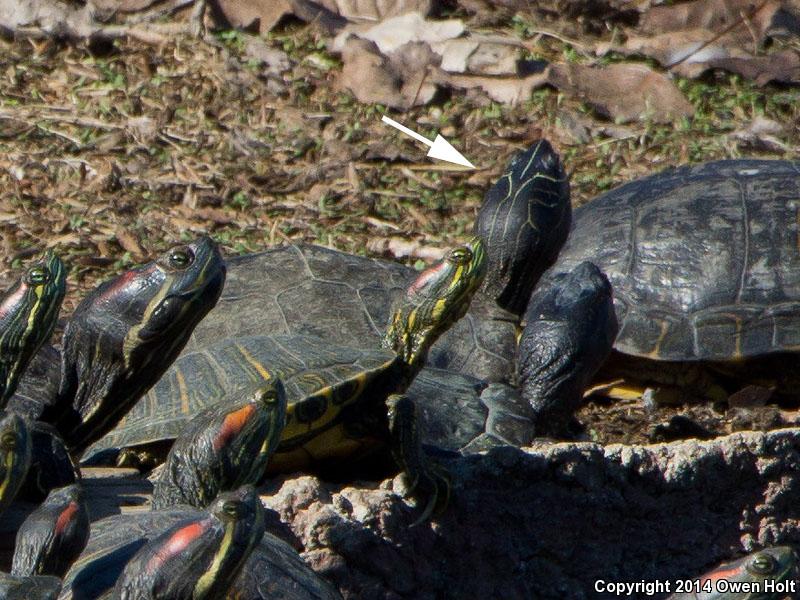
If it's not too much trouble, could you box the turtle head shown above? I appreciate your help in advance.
[114,485,265,599]
[0,252,66,407]
[0,410,32,514]
[52,236,226,453]
[474,139,571,317]
[11,483,89,578]
[152,380,287,510]
[383,237,487,369]
[741,547,797,585]
[197,486,266,596]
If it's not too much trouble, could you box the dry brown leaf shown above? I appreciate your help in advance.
[547,63,694,124]
[115,226,145,259]
[638,0,794,42]
[389,42,440,106]
[334,11,464,54]
[211,0,292,34]
[318,0,431,20]
[338,37,406,108]
[729,115,791,152]
[696,48,800,83]
[91,0,162,12]
[431,69,548,105]
[437,39,519,75]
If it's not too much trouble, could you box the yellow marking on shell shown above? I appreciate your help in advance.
[646,320,671,359]
[175,370,190,415]
[282,387,337,439]
[267,424,377,472]
[194,520,234,597]
[234,344,271,381]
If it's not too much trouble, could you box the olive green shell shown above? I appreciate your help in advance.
[58,509,340,600]
[85,334,404,458]
[181,245,518,383]
[547,159,800,361]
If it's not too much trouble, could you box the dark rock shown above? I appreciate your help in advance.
[263,430,800,599]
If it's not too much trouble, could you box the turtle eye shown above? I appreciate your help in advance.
[25,266,51,286]
[167,246,195,270]
[222,501,240,517]
[449,247,472,265]
[1,432,17,450]
[749,553,776,574]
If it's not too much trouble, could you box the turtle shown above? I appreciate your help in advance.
[0,253,82,501]
[152,379,287,510]
[664,546,797,599]
[84,238,488,512]
[11,484,89,579]
[6,235,226,458]
[162,138,571,387]
[113,485,264,599]
[0,251,66,407]
[518,158,800,427]
[59,486,341,600]
[0,484,90,600]
[0,410,32,514]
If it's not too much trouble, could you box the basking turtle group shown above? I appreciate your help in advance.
[3,138,800,597]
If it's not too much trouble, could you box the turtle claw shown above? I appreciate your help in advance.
[386,394,451,525]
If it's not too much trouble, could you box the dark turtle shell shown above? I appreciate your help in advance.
[58,508,340,600]
[182,244,518,384]
[84,334,406,463]
[547,159,800,361]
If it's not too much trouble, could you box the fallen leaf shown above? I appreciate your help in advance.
[337,37,405,107]
[115,226,145,259]
[729,115,790,151]
[436,39,520,75]
[334,11,464,54]
[318,0,431,20]
[431,68,549,104]
[547,62,694,123]
[211,0,292,34]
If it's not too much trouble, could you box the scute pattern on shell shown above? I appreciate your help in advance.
[543,159,800,361]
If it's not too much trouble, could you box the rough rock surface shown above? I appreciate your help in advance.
[262,429,800,600]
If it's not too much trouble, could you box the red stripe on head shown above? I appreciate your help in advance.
[703,565,745,583]
[407,262,447,298]
[146,521,207,573]
[0,285,26,322]
[54,502,79,538]
[93,265,157,307]
[213,404,256,451]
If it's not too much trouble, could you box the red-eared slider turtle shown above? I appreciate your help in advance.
[152,380,287,509]
[0,410,31,514]
[171,139,570,386]
[7,236,226,458]
[11,484,89,579]
[59,486,340,600]
[85,239,488,511]
[0,253,81,501]
[113,485,264,599]
[0,484,89,599]
[520,158,800,428]
[0,252,66,407]
[665,546,797,599]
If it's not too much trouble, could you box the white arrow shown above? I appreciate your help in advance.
[381,115,475,169]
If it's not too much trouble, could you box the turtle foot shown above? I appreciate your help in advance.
[386,394,451,525]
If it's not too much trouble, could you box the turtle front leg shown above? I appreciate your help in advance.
[386,394,450,524]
